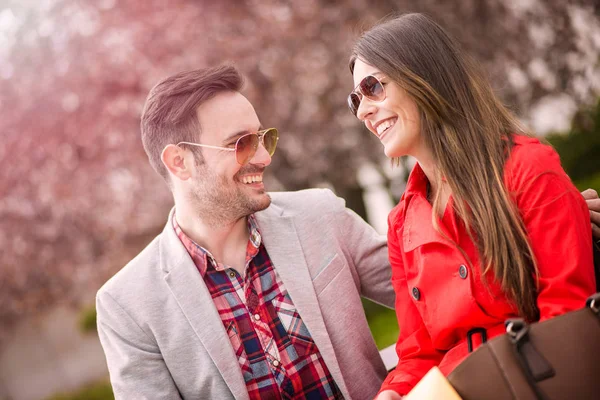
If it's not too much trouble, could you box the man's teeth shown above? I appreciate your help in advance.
[242,175,263,184]
[376,119,395,136]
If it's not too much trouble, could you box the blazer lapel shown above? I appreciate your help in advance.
[255,205,351,398]
[160,210,249,400]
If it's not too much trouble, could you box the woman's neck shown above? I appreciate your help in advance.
[417,158,450,216]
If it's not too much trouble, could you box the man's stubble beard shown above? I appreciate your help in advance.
[188,169,271,228]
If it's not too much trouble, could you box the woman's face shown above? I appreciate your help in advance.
[352,59,423,160]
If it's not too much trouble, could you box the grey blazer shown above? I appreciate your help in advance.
[97,188,394,399]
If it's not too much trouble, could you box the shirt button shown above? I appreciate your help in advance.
[412,287,421,301]
[229,271,236,278]
[272,360,280,367]
[459,264,468,279]
[253,313,261,321]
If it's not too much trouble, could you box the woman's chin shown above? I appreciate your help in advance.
[382,136,412,159]
[383,144,403,159]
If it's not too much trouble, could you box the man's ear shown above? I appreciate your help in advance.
[161,144,193,181]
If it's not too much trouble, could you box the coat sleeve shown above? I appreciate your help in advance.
[377,207,444,396]
[96,289,183,400]
[508,141,596,320]
[327,189,395,309]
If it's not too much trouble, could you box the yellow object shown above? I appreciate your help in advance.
[404,367,463,400]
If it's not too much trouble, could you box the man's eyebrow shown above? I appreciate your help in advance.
[222,126,264,143]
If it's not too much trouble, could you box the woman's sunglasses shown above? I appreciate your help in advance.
[347,75,386,117]
[177,128,279,166]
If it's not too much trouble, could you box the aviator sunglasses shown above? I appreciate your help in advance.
[347,75,386,117]
[177,128,279,166]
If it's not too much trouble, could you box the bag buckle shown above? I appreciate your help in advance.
[586,293,600,314]
[466,327,487,353]
[505,318,529,344]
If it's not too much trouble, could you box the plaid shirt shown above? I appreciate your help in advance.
[174,214,343,400]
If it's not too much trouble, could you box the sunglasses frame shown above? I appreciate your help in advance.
[347,74,387,117]
[177,127,279,165]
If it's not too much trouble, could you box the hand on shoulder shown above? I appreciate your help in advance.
[582,188,600,240]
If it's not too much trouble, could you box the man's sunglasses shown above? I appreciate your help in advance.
[347,75,386,117]
[177,128,279,166]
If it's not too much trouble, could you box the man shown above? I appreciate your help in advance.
[96,65,394,399]
[97,65,600,399]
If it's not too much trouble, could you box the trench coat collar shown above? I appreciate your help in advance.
[402,163,455,251]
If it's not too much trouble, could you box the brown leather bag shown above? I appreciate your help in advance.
[447,293,600,400]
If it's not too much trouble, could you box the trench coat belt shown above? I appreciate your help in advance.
[460,324,508,353]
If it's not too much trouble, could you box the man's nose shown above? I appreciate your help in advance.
[249,142,272,166]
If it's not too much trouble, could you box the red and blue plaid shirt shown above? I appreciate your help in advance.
[174,214,343,400]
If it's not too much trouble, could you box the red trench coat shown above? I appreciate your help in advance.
[380,135,596,395]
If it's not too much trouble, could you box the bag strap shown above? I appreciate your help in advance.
[505,318,553,400]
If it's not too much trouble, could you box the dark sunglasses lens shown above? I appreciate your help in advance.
[263,129,278,156]
[347,93,361,116]
[360,76,384,100]
[236,134,259,165]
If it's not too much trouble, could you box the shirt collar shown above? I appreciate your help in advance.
[173,212,262,277]
[247,214,262,248]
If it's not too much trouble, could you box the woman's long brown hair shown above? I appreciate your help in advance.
[350,13,540,321]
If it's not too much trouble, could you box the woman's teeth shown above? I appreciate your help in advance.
[376,119,395,137]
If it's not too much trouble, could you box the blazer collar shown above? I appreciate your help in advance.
[159,208,250,400]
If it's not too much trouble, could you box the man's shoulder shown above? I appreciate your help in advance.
[97,233,163,300]
[268,188,343,211]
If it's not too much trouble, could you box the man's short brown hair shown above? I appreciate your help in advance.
[140,65,243,182]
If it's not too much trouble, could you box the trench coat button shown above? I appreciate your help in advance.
[412,287,421,301]
[459,264,468,279]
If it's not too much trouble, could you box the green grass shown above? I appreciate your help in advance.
[47,381,114,400]
[363,299,399,350]
[573,172,600,193]
[78,305,97,334]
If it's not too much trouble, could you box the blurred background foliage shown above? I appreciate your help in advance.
[546,99,600,191]
[0,0,598,397]
[46,381,113,400]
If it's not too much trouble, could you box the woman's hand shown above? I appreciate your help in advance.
[582,188,600,240]
[375,390,403,400]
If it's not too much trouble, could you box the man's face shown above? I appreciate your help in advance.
[187,91,272,222]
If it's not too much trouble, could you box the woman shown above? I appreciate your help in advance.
[348,13,596,399]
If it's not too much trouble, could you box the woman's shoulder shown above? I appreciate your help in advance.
[508,134,561,167]
[505,134,565,186]
[388,196,406,229]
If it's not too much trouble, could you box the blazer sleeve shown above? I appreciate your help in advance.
[327,189,395,309]
[507,141,596,320]
[378,208,444,396]
[96,289,183,399]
